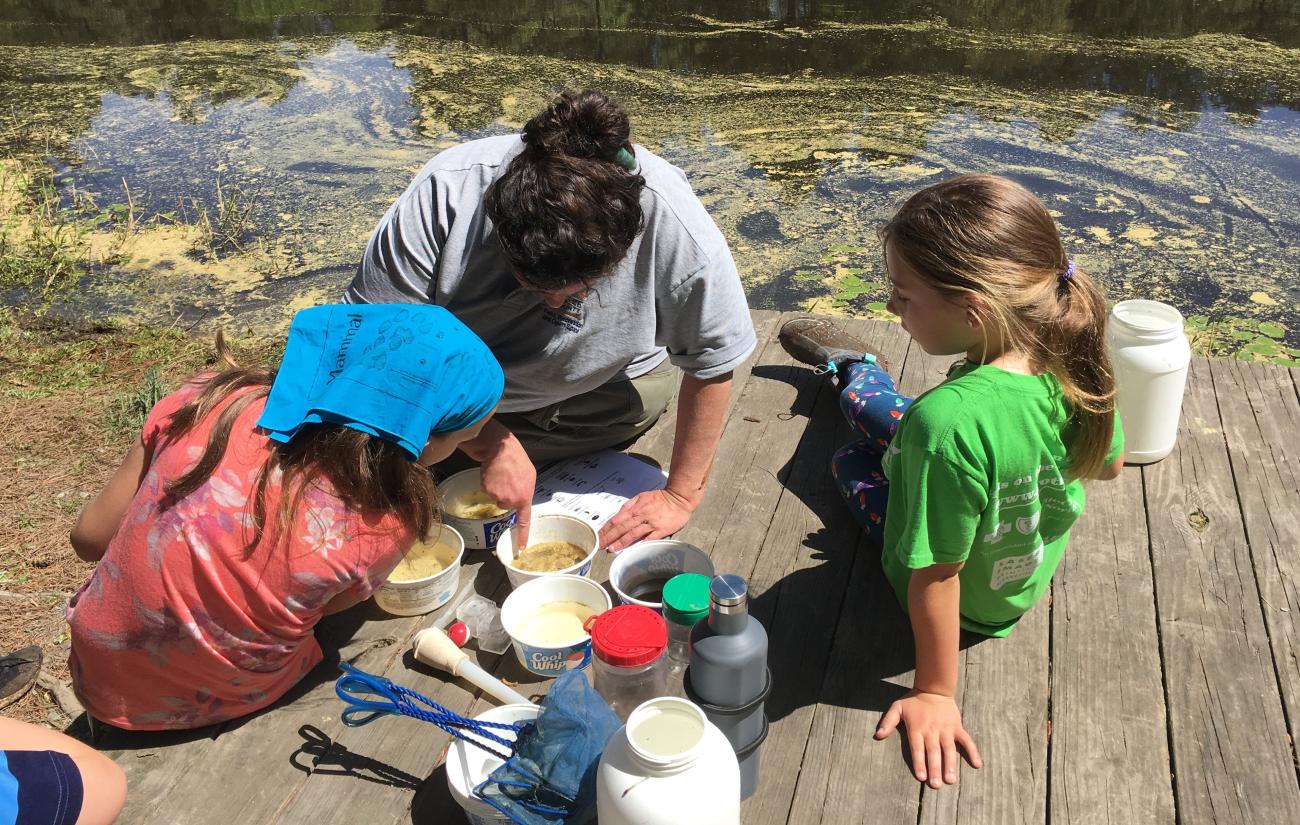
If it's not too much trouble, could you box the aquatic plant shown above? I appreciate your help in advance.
[0,160,129,295]
[182,177,259,259]
[1185,315,1300,366]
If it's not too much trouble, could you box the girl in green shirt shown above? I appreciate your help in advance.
[779,174,1124,791]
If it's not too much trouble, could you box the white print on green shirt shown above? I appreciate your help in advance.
[989,542,1046,590]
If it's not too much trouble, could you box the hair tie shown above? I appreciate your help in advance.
[610,146,637,172]
[1059,260,1076,284]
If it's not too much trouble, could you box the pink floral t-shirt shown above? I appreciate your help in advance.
[67,382,413,730]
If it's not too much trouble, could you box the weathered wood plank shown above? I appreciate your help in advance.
[744,318,912,824]
[1143,357,1300,824]
[1049,465,1175,825]
[919,600,1049,825]
[589,308,785,585]
[129,608,422,825]
[274,558,514,824]
[100,724,223,824]
[1208,358,1300,785]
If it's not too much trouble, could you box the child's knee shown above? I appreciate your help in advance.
[72,748,127,825]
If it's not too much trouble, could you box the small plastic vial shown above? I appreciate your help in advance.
[588,605,668,721]
[661,574,712,697]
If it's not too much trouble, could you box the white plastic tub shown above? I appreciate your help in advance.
[444,703,539,824]
[500,574,611,676]
[373,524,465,617]
[610,539,715,610]
[495,514,599,590]
[440,468,518,550]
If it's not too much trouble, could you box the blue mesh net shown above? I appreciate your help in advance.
[475,670,621,825]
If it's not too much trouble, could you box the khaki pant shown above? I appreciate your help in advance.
[497,359,678,464]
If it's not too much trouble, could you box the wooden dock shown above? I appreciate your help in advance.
[95,310,1300,824]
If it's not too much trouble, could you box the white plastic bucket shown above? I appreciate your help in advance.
[495,514,599,590]
[597,697,741,825]
[440,468,518,550]
[445,702,539,824]
[500,574,611,676]
[1107,300,1192,464]
[610,540,715,610]
[373,525,465,617]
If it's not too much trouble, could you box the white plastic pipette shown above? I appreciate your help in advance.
[412,627,531,706]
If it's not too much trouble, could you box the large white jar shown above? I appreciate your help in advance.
[597,697,740,825]
[1106,300,1192,464]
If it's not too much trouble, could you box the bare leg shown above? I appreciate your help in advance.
[0,716,127,825]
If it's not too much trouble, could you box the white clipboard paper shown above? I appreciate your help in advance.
[532,451,669,529]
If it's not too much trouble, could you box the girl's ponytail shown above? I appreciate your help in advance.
[1040,264,1116,479]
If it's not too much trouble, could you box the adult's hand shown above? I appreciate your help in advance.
[597,372,732,553]
[459,420,536,548]
[599,488,695,553]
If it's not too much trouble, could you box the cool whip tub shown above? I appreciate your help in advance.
[610,540,715,610]
[373,524,464,616]
[439,468,517,550]
[445,702,540,825]
[495,514,600,590]
[500,574,611,676]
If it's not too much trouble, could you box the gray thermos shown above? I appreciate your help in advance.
[686,574,771,800]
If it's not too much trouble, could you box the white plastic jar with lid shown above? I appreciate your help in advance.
[1106,299,1192,464]
[587,604,668,721]
[597,697,740,825]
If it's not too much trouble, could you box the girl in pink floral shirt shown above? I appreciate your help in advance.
[67,305,503,730]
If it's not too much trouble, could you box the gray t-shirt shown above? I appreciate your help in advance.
[345,135,756,414]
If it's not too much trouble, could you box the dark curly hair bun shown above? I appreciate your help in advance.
[523,89,631,161]
[485,89,646,291]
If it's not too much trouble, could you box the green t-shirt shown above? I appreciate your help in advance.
[880,362,1124,637]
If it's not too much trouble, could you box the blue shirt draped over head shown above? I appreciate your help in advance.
[257,304,504,459]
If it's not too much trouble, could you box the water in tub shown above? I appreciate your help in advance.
[632,706,705,757]
[387,538,449,582]
[513,541,587,572]
[519,601,598,646]
[446,490,508,520]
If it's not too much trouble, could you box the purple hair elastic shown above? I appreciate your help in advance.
[1060,260,1077,284]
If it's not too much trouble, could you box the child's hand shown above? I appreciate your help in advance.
[875,689,982,788]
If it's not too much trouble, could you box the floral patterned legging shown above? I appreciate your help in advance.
[830,360,914,535]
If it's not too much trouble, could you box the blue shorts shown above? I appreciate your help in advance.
[0,750,83,825]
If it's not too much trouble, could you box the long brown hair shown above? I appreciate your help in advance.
[881,174,1116,479]
[485,89,646,290]
[161,333,437,553]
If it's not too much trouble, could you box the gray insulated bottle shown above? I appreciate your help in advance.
[687,575,770,800]
[688,575,768,709]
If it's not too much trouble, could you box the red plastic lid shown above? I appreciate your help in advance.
[586,605,667,667]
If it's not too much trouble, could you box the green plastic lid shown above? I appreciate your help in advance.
[662,573,711,626]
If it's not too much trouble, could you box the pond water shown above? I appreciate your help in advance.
[1,1,1297,356]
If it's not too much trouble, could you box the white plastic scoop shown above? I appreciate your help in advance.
[412,626,532,706]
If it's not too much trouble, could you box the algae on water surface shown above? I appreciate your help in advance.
[0,21,1297,355]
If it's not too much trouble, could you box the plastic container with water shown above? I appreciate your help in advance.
[444,703,539,825]
[1107,299,1191,464]
[373,524,464,616]
[596,697,740,825]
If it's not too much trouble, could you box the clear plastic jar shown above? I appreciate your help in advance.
[589,605,668,721]
[662,574,712,698]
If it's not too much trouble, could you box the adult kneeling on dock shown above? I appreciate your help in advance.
[346,89,757,552]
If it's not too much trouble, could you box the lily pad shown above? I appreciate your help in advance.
[1257,321,1286,339]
